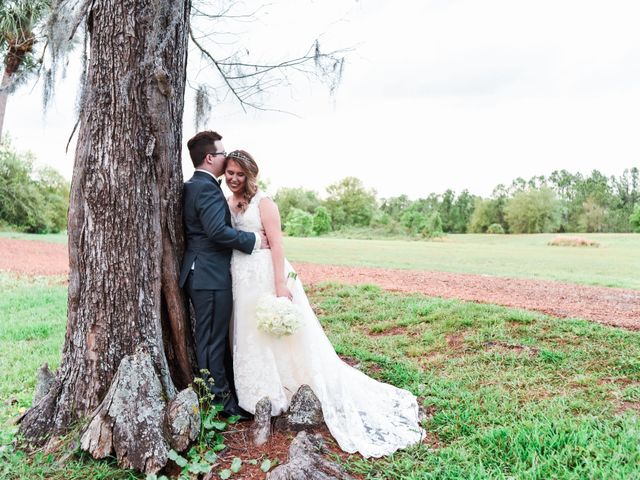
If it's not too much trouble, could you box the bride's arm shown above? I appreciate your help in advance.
[259,197,292,299]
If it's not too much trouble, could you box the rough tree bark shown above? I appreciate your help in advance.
[19,0,195,468]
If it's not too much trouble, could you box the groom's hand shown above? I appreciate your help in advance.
[259,230,270,249]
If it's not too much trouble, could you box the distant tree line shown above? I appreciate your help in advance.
[1,135,638,237]
[275,169,640,237]
[0,139,69,233]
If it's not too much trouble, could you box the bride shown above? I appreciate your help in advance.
[224,150,424,457]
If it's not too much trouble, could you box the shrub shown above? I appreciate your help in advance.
[369,211,403,236]
[547,236,599,247]
[273,187,320,226]
[312,206,332,235]
[630,207,640,233]
[284,208,314,237]
[486,223,505,234]
[400,210,428,234]
[468,198,505,233]
[421,211,444,238]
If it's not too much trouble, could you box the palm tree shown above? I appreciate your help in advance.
[0,0,50,140]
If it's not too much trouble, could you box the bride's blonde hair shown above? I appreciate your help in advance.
[225,150,259,210]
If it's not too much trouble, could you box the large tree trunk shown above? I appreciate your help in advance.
[19,0,194,463]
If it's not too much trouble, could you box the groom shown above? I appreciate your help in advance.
[179,130,266,419]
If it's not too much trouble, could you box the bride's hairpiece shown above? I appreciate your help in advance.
[227,151,251,163]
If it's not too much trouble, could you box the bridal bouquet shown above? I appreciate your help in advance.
[256,273,303,337]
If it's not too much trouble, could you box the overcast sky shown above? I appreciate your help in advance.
[5,0,640,199]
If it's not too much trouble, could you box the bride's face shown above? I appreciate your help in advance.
[225,159,247,195]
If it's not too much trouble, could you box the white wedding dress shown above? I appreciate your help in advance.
[229,191,424,457]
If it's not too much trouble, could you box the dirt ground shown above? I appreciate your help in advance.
[2,238,639,331]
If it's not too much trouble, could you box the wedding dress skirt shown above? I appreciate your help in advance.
[230,192,424,457]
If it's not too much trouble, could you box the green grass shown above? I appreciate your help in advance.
[0,230,68,244]
[284,233,640,289]
[1,275,639,478]
[312,283,640,479]
[0,274,67,431]
[0,273,140,479]
[6,230,639,289]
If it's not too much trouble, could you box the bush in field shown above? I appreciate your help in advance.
[487,223,505,234]
[312,206,332,235]
[273,187,320,226]
[468,198,504,233]
[284,208,314,237]
[370,210,391,227]
[630,207,640,233]
[548,236,599,247]
[0,140,69,233]
[400,209,428,234]
[421,211,444,238]
[367,211,403,236]
[504,188,561,233]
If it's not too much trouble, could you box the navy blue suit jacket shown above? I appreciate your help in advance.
[179,171,256,289]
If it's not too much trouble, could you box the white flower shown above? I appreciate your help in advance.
[255,294,304,337]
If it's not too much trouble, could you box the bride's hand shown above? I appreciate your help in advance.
[259,230,270,249]
[276,282,293,301]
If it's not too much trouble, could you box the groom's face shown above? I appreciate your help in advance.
[207,140,227,176]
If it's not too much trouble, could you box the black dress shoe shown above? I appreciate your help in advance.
[221,405,253,421]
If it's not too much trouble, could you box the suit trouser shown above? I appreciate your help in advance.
[186,272,238,410]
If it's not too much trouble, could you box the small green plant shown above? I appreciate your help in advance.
[312,206,332,235]
[159,373,243,479]
[486,223,505,234]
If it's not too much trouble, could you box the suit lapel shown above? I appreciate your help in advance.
[193,171,231,223]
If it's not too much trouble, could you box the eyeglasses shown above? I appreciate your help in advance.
[207,151,227,157]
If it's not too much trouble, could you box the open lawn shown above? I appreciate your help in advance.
[4,231,639,289]
[0,231,68,244]
[284,233,640,289]
[1,274,639,479]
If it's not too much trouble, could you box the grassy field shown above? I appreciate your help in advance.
[284,233,640,289]
[1,274,639,479]
[0,274,138,479]
[3,230,639,289]
[0,231,68,244]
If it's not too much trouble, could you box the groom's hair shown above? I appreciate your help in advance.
[187,131,223,167]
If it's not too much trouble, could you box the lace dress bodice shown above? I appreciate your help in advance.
[229,191,275,293]
[229,191,266,233]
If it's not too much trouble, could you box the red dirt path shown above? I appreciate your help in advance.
[2,238,638,331]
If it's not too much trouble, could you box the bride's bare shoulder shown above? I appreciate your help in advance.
[257,194,276,209]
[257,194,280,218]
